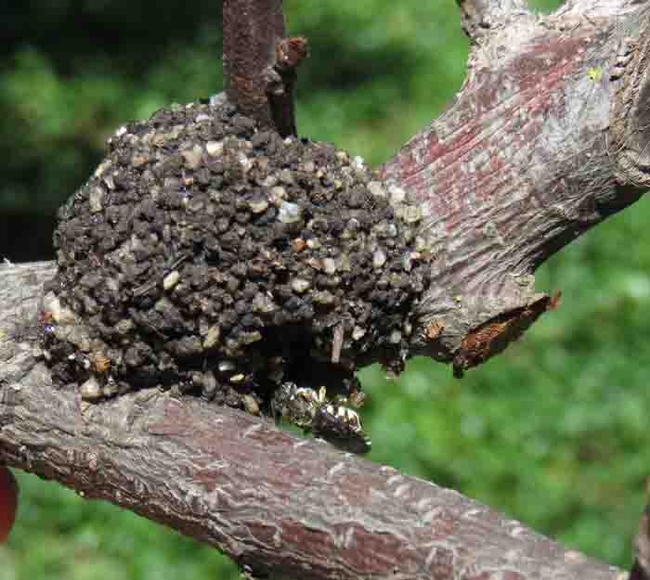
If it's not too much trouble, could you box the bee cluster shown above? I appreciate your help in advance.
[42,98,433,453]
[271,383,371,454]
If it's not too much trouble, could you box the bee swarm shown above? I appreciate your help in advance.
[42,99,432,442]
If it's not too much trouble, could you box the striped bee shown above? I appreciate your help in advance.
[271,383,371,454]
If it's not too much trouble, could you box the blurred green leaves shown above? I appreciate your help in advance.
[2,473,237,580]
[1,1,223,213]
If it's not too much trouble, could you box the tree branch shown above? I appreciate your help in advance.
[381,0,650,375]
[0,261,625,580]
[2,0,650,577]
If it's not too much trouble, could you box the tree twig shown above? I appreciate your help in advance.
[222,0,307,136]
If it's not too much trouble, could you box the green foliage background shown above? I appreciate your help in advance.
[3,0,650,578]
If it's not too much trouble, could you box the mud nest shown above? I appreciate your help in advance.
[42,99,432,423]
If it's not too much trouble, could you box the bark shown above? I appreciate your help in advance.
[2,0,650,578]
[0,262,624,580]
[384,0,650,375]
[456,0,529,43]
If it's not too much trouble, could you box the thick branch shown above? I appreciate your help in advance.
[0,261,625,580]
[382,1,650,374]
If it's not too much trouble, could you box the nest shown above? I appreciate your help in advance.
[41,99,431,448]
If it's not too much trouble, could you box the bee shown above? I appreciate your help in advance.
[270,383,323,429]
[271,383,371,454]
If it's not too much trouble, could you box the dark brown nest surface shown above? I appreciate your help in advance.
[42,99,432,420]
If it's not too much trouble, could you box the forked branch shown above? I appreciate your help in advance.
[2,0,650,578]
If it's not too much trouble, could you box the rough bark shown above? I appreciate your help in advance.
[2,0,650,578]
[383,0,650,375]
[0,262,624,580]
[456,0,529,43]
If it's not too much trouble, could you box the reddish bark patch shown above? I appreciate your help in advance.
[452,295,554,377]
[381,30,598,237]
[428,546,455,580]
[276,36,309,70]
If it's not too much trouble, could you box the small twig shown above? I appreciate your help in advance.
[222,0,308,137]
[269,36,309,137]
[331,323,344,364]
